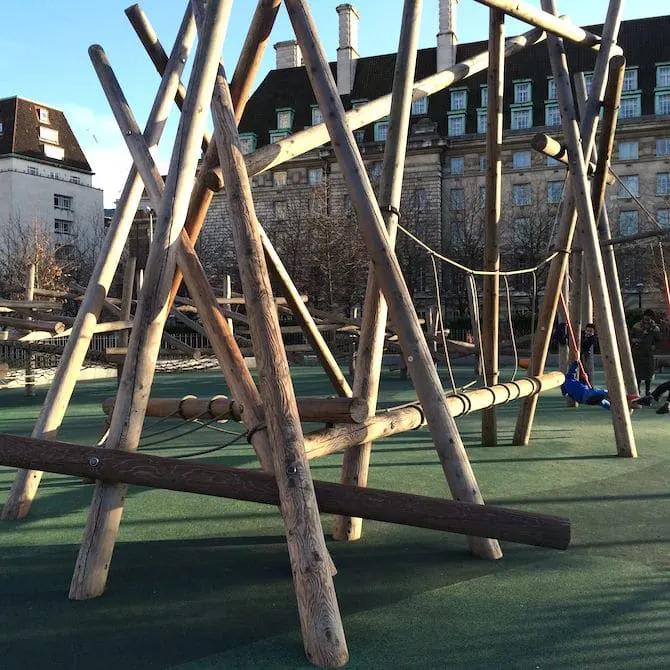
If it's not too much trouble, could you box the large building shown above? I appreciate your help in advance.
[0,96,104,265]
[201,4,670,318]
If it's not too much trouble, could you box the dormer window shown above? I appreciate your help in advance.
[514,81,532,104]
[39,126,59,144]
[239,133,257,154]
[411,96,427,115]
[450,89,467,111]
[351,99,368,111]
[269,130,290,144]
[276,108,294,130]
[37,107,50,124]
[311,105,323,126]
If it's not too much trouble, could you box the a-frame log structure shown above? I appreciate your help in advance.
[0,0,639,666]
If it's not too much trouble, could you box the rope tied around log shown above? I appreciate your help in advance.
[246,421,267,444]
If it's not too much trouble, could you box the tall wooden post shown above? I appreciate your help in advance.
[482,8,505,446]
[539,0,635,457]
[513,0,623,446]
[24,263,36,397]
[286,0,502,561]
[0,7,197,521]
[223,273,233,335]
[116,252,136,382]
[466,277,482,376]
[69,0,232,600]
[333,0,423,542]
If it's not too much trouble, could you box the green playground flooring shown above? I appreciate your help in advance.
[1,365,669,669]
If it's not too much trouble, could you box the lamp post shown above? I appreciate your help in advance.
[635,281,644,310]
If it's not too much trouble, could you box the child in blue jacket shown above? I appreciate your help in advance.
[561,361,640,410]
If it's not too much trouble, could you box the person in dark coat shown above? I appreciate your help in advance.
[630,309,661,397]
[580,323,597,386]
[637,379,670,414]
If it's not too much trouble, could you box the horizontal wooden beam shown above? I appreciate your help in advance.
[0,432,571,550]
[0,316,66,333]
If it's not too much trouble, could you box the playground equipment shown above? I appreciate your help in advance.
[0,0,640,666]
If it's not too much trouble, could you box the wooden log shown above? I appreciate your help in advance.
[335,0,423,542]
[538,0,635,457]
[0,6,197,524]
[472,0,621,53]
[102,395,371,425]
[286,0,502,563]
[482,8,505,446]
[174,294,306,306]
[513,1,622,447]
[0,432,571,550]
[33,287,73,298]
[0,316,66,333]
[198,0,348,660]
[0,299,64,312]
[304,372,565,459]
[69,1,230,600]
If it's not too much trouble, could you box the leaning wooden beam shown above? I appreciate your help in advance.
[590,55,638,397]
[0,433,571,551]
[602,227,670,248]
[473,0,621,53]
[482,8,505,446]
[193,0,348,662]
[0,299,64,312]
[69,0,232,600]
[304,372,565,460]
[0,316,66,333]
[334,0,423,543]
[102,395,371,425]
[538,0,635,457]
[0,6,196,522]
[513,0,623,446]
[530,133,614,182]
[286,0,502,562]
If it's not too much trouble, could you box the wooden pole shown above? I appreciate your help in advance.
[530,133,610,181]
[23,264,36,397]
[223,274,234,335]
[286,0,502,561]
[0,433,571,551]
[472,0,621,53]
[0,6,197,521]
[69,0,232,600]
[192,1,348,663]
[0,316,66,333]
[537,0,635,457]
[117,252,136,380]
[482,8,505,446]
[333,0,423,542]
[513,0,623,446]
[466,277,482,376]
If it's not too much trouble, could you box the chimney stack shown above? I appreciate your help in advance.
[336,4,360,95]
[274,40,302,69]
[437,0,459,72]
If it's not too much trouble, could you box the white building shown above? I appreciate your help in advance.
[0,96,103,255]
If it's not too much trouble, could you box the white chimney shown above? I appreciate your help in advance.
[437,0,459,72]
[336,4,360,95]
[274,40,302,69]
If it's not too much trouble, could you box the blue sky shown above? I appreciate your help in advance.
[1,1,663,206]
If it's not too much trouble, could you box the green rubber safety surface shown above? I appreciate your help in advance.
[1,366,669,669]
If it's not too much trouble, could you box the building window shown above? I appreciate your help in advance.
[274,201,287,219]
[239,133,257,154]
[619,210,639,236]
[69,175,81,184]
[512,183,532,206]
[308,167,323,185]
[411,96,427,115]
[655,92,670,116]
[618,141,639,161]
[545,104,561,127]
[369,162,382,179]
[450,89,467,111]
[27,166,38,176]
[547,78,557,100]
[584,72,594,96]
[477,110,487,134]
[547,156,561,167]
[413,188,427,211]
[547,180,564,204]
[513,218,531,246]
[657,64,670,88]
[54,194,72,210]
[273,171,287,187]
[657,138,670,157]
[656,172,670,195]
[43,144,64,160]
[354,129,365,144]
[450,188,465,210]
[269,130,290,144]
[276,108,294,130]
[480,86,488,107]
[622,68,638,92]
[351,99,368,110]
[618,175,639,198]
[39,126,59,144]
[514,81,532,104]
[513,151,531,170]
[54,218,71,235]
[511,108,532,130]
[0,122,3,134]
[658,209,670,228]
[480,156,488,172]
[479,186,486,209]
[448,114,466,137]
[450,157,465,175]
[374,120,389,142]
[619,96,641,119]
[37,108,49,123]
[311,106,323,125]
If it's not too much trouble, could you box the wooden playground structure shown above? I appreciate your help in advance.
[0,0,645,666]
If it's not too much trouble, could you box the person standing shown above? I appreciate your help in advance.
[580,323,597,386]
[630,309,661,397]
